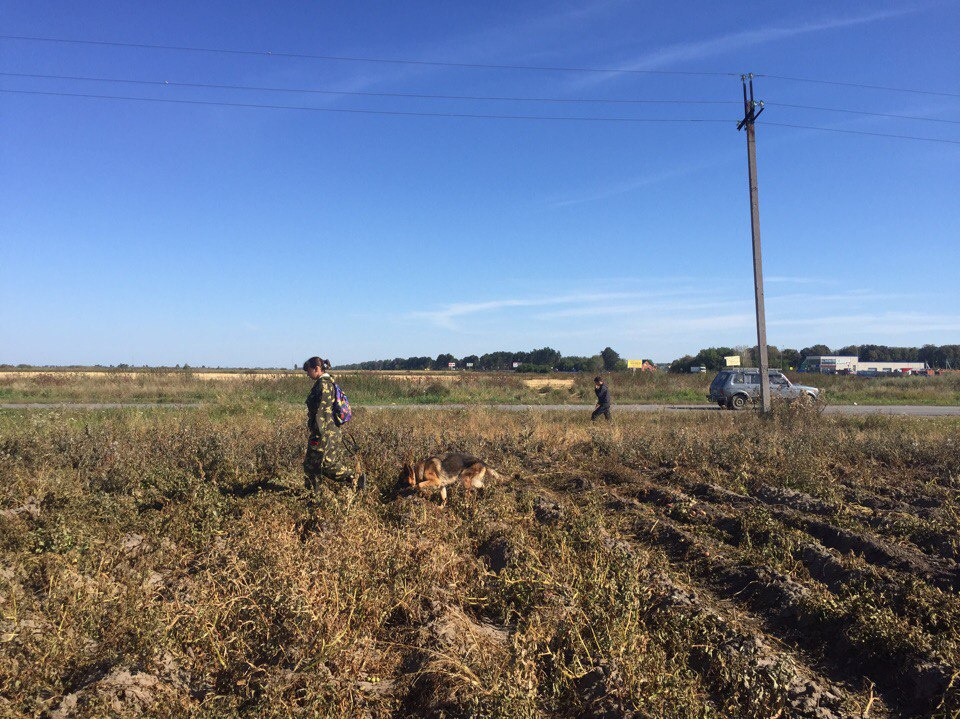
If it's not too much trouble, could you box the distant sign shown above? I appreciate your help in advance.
[626,359,644,369]
[724,355,741,367]
[465,362,474,368]
[447,362,456,369]
[512,362,520,369]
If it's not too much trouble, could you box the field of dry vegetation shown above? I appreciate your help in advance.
[2,369,960,406]
[2,405,959,718]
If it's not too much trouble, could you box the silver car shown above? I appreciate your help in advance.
[707,369,821,410]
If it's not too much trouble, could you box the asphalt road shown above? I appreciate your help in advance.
[2,403,959,416]
[368,404,960,416]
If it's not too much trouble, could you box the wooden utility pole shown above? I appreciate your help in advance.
[738,73,770,412]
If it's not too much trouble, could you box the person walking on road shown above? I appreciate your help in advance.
[302,356,361,499]
[592,376,612,422]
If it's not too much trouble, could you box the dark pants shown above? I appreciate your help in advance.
[303,433,356,490]
[592,406,611,422]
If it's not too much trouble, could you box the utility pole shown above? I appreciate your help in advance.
[738,73,771,412]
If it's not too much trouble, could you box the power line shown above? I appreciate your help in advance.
[5,71,955,125]
[5,34,959,100]
[0,34,739,77]
[0,88,737,124]
[4,88,959,145]
[0,71,740,106]
[766,101,960,126]
[760,73,960,100]
[764,121,960,145]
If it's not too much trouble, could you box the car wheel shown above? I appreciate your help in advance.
[730,394,748,410]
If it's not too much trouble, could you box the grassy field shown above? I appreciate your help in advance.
[2,368,959,406]
[2,404,959,717]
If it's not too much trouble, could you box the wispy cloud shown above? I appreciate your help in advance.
[548,154,734,207]
[535,295,741,320]
[410,287,700,329]
[290,0,631,101]
[765,276,837,285]
[569,7,919,89]
[397,279,955,361]
[770,312,960,333]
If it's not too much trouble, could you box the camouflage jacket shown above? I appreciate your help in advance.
[306,374,338,436]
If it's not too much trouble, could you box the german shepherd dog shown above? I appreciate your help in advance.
[400,452,502,505]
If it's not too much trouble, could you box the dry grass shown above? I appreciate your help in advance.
[521,378,575,390]
[2,369,959,407]
[1,406,959,717]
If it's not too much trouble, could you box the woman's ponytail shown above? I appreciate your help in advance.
[302,356,332,372]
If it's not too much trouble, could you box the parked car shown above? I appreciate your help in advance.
[707,368,821,410]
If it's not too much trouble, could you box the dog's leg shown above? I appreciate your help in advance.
[439,485,448,506]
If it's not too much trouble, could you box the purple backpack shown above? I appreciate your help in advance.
[332,382,352,426]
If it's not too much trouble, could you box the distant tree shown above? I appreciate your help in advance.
[939,345,960,369]
[461,354,479,368]
[835,345,860,358]
[528,347,562,367]
[557,355,604,372]
[696,347,737,371]
[600,347,621,371]
[743,345,788,368]
[515,363,552,373]
[670,355,696,373]
[780,349,801,370]
[586,355,605,372]
[480,351,515,370]
[433,353,457,370]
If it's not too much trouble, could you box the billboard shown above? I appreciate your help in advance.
[724,355,741,367]
[447,362,456,369]
[626,359,644,368]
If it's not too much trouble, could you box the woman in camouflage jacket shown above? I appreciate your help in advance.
[302,357,357,491]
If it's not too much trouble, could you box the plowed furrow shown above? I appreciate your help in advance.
[617,552,862,719]
[681,480,959,592]
[750,484,960,570]
[616,480,960,665]
[532,485,873,719]
[605,489,956,717]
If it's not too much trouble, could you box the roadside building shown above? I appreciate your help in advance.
[799,355,928,375]
[798,356,858,373]
[855,361,928,375]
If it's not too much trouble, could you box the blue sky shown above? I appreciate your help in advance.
[1,1,958,366]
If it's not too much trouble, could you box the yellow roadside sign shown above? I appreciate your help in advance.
[627,359,644,368]
[724,355,741,367]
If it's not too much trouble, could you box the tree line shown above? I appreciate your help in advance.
[339,343,960,374]
[337,347,629,373]
[669,344,960,372]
